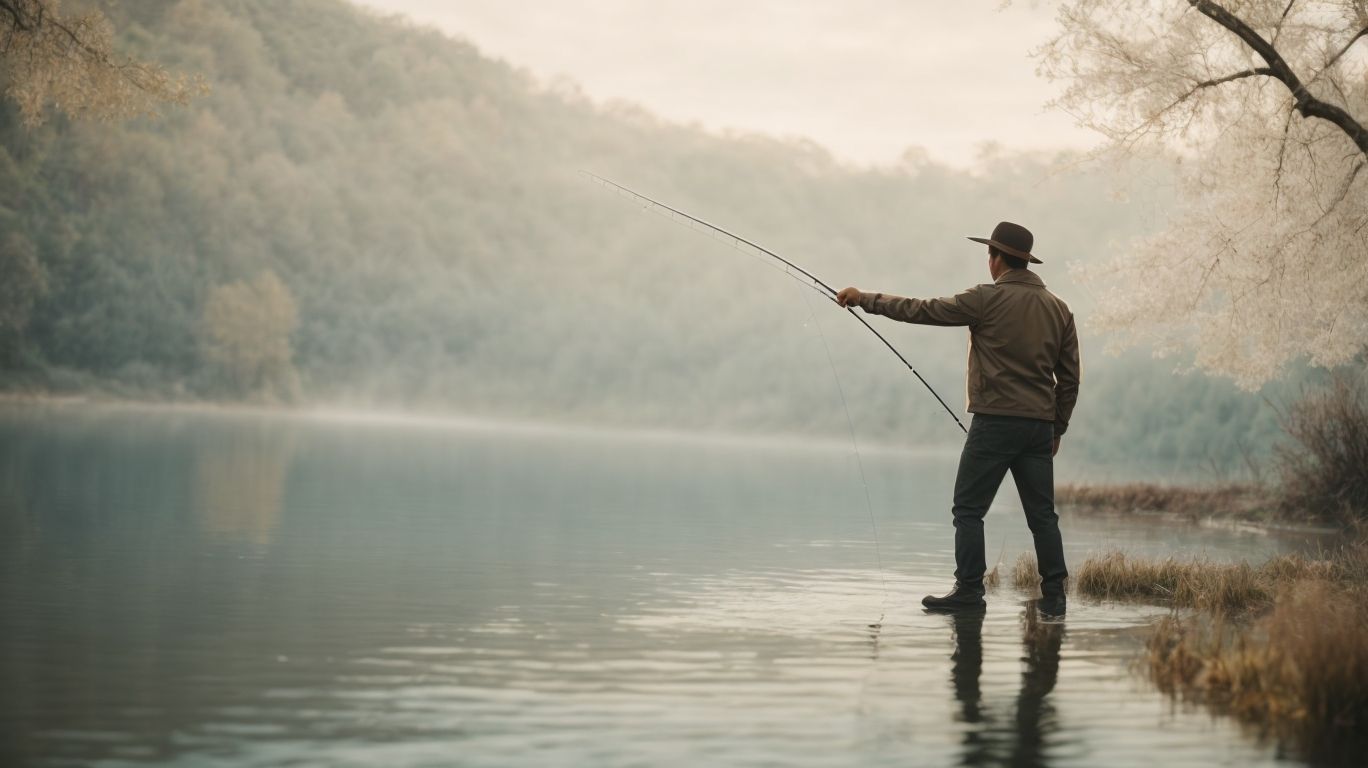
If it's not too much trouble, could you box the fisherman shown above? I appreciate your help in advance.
[836,222,1080,616]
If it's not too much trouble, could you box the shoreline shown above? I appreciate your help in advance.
[1059,492,1366,759]
[0,390,964,461]
[1056,481,1345,537]
[0,392,1304,511]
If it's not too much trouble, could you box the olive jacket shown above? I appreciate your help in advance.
[857,269,1080,436]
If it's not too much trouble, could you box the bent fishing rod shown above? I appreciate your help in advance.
[585,172,967,435]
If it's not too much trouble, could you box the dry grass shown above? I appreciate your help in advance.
[1012,552,1040,591]
[1057,482,1271,521]
[1261,548,1366,582]
[974,551,1046,593]
[983,563,1000,590]
[1074,551,1272,611]
[1083,540,1368,759]
[1073,548,1368,612]
[984,552,1045,593]
[1146,581,1368,758]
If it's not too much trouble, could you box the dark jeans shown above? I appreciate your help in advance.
[952,414,1067,595]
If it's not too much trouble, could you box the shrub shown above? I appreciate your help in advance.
[1275,376,1368,524]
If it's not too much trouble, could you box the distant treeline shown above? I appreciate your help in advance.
[0,0,1313,467]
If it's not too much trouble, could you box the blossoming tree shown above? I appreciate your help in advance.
[1041,0,1367,387]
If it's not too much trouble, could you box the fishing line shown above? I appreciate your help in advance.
[796,286,887,629]
[584,172,968,435]
[588,172,895,626]
[590,173,834,302]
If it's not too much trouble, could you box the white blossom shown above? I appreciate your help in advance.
[1039,0,1368,387]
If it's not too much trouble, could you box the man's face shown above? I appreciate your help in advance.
[987,249,1002,280]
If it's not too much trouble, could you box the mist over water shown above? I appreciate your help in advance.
[0,402,1327,766]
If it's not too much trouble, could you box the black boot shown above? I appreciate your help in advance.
[922,581,986,611]
[1039,587,1066,618]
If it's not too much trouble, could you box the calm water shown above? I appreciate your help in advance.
[0,402,1327,767]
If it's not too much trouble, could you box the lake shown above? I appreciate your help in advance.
[0,401,1324,767]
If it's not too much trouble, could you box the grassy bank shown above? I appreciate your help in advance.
[1063,540,1368,759]
[1047,379,1368,755]
[1073,548,1363,611]
[1060,375,1368,531]
[1145,581,1368,762]
[1056,482,1276,523]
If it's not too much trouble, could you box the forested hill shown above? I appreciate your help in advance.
[0,0,1305,466]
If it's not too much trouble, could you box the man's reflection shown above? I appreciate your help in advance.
[936,605,1063,767]
[1012,605,1062,766]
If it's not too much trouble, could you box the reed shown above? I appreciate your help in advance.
[1146,581,1368,757]
[1056,482,1269,521]
[1075,547,1367,612]
[1075,551,1272,611]
[1012,552,1040,591]
[1079,540,1368,757]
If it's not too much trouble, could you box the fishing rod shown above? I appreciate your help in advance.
[584,172,968,435]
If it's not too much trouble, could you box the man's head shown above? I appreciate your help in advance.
[988,245,1029,280]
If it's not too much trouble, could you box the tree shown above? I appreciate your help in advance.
[0,0,203,126]
[199,271,300,400]
[1040,0,1367,387]
[0,231,46,364]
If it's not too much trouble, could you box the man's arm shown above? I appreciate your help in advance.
[1053,313,1081,442]
[836,286,982,327]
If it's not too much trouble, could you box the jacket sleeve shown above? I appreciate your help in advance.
[856,286,983,327]
[1053,313,1081,436]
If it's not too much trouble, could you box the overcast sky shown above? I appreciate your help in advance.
[350,1,1099,169]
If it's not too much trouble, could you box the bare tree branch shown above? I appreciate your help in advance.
[1190,0,1368,156]
[1272,0,1296,44]
[1321,26,1367,72]
[1274,103,1296,205]
[1193,67,1276,90]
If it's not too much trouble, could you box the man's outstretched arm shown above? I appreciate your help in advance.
[835,286,982,327]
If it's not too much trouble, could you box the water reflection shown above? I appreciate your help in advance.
[0,402,1335,767]
[196,421,296,546]
[940,605,1063,768]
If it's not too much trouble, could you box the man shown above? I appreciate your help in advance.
[835,221,1080,616]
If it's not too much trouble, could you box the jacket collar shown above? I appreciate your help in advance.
[994,269,1045,288]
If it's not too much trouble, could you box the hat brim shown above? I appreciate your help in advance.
[967,236,1043,264]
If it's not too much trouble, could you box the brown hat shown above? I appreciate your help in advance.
[967,221,1042,264]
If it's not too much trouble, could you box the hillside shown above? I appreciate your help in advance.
[0,0,1306,466]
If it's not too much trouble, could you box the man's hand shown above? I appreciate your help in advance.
[836,286,863,307]
[1052,437,1061,457]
